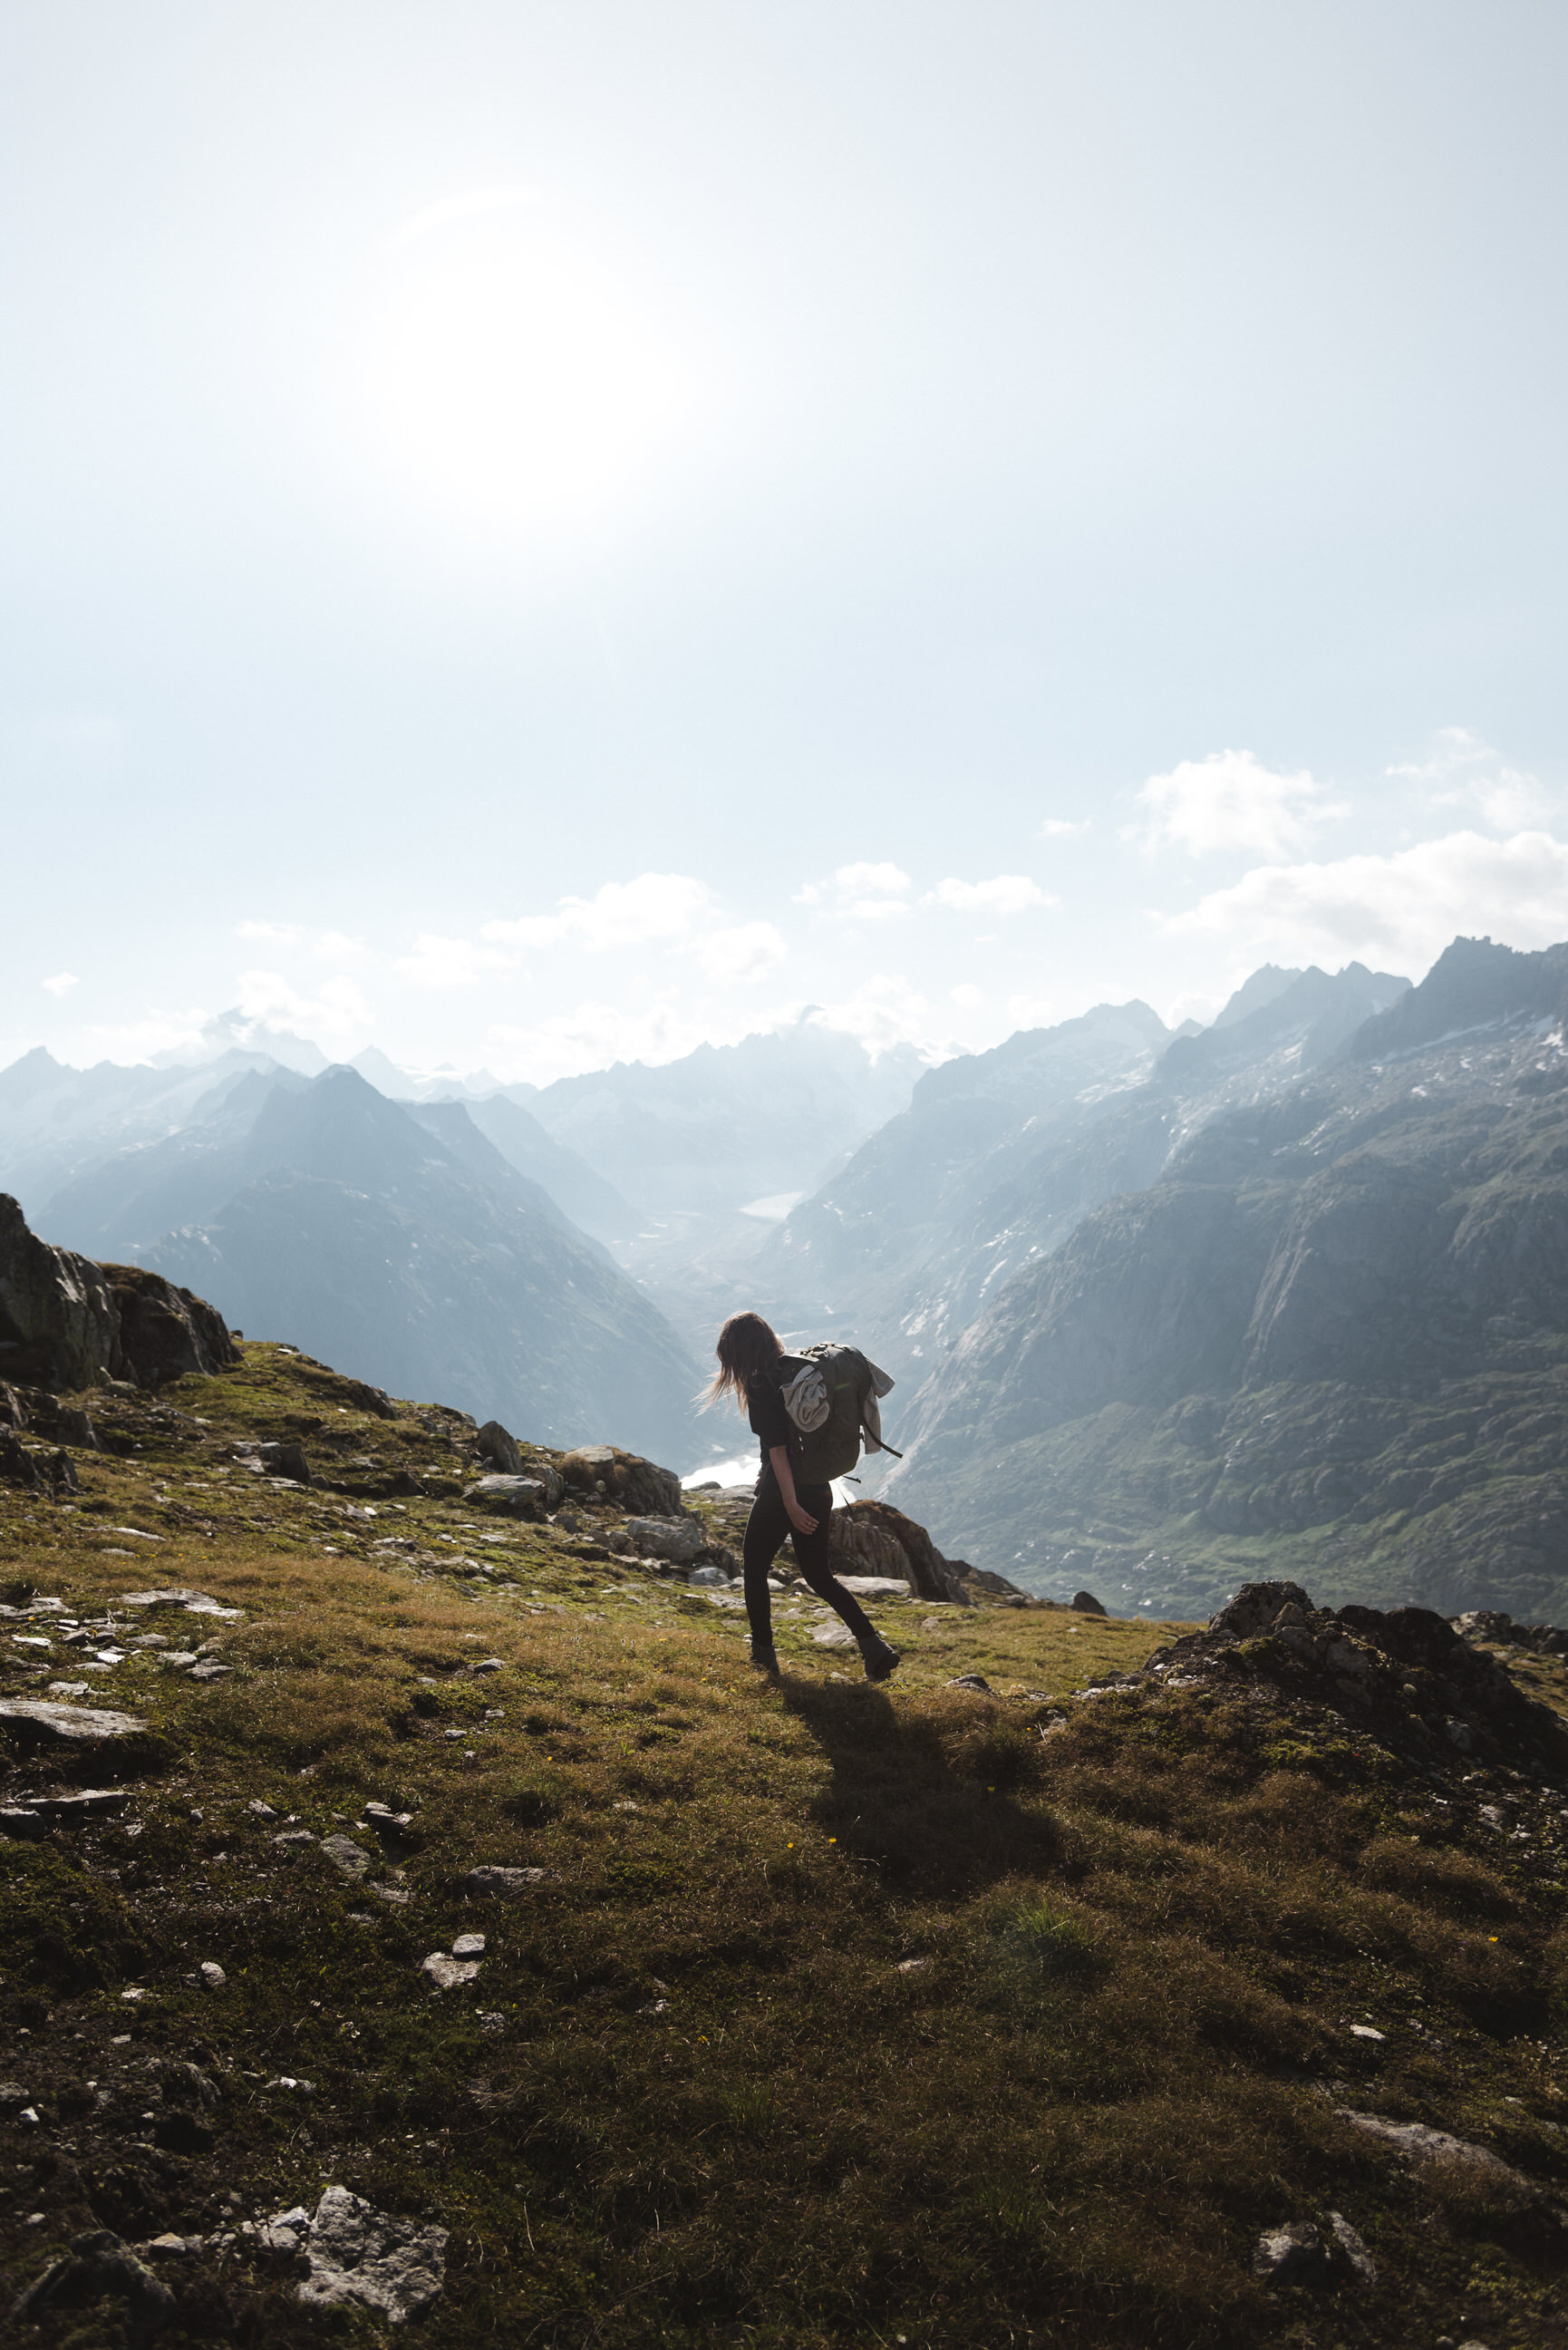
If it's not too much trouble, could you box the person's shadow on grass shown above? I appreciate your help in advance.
[777,1674,1065,1897]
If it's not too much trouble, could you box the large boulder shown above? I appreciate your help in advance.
[0,1197,237,1392]
[561,1444,683,1518]
[828,1499,973,1605]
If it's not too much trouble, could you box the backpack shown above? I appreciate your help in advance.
[778,1343,899,1482]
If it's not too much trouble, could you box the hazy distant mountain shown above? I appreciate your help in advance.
[528,1016,923,1219]
[423,1093,638,1244]
[886,938,1568,1626]
[41,1066,701,1461]
[0,1046,284,1213]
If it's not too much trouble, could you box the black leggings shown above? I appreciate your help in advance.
[741,1468,876,1651]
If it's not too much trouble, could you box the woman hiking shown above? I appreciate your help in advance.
[705,1310,901,1683]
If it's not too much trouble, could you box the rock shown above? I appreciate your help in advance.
[476,1420,523,1475]
[320,1833,372,1879]
[0,2081,32,2111]
[120,1588,242,1618]
[1210,1581,1316,1640]
[0,1698,148,1743]
[950,1673,992,1691]
[1253,2222,1331,2284]
[0,1195,124,1389]
[0,1802,45,1838]
[421,1951,480,1990]
[102,1260,238,1387]
[198,1961,226,1989]
[1338,2110,1535,2190]
[1326,2211,1378,2282]
[295,2183,448,2325]
[274,1829,317,1850]
[813,1622,856,1647]
[462,1474,547,1519]
[562,1444,682,1518]
[828,1497,973,1604]
[469,1656,506,1674]
[1070,1589,1108,1617]
[465,1864,546,1898]
[836,1575,912,1597]
[25,1788,129,1820]
[271,1439,312,1484]
[688,1562,726,1587]
[266,2075,315,2095]
[628,1515,702,1564]
[11,2228,174,2330]
[451,1933,486,1957]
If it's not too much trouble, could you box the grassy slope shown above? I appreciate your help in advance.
[2,1346,1568,2345]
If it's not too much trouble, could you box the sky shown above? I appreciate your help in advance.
[4,1,1568,1084]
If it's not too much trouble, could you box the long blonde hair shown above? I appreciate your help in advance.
[702,1310,784,1414]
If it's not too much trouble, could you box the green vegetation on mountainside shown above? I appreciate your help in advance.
[5,1346,1568,2345]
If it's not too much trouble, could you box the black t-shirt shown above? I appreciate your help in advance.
[746,1373,791,1472]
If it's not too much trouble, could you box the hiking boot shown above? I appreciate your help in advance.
[750,1641,779,1676]
[858,1635,900,1683]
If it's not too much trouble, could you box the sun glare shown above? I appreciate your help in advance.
[364,188,699,537]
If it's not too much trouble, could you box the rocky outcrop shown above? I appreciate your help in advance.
[0,1195,236,1392]
[561,1445,684,1519]
[1133,1580,1568,1772]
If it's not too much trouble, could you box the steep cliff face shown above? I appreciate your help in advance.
[0,1194,237,1390]
[887,942,1568,1622]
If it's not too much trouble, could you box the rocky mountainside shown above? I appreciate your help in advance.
[760,964,1408,1392]
[887,938,1568,1622]
[17,1076,702,1463]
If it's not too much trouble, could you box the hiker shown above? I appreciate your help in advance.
[704,1310,901,1683]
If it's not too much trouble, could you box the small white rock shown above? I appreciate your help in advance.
[199,1961,227,1989]
[451,1934,486,1957]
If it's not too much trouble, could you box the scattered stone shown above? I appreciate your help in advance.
[44,1682,89,1699]
[295,2183,448,2325]
[120,1588,242,1618]
[476,1420,523,1475]
[0,1698,149,1743]
[267,2075,315,2095]
[469,1657,506,1675]
[813,1622,856,1647]
[835,1576,912,1598]
[0,1807,45,1840]
[188,1659,231,1682]
[1338,2110,1534,2190]
[688,1563,726,1587]
[247,1798,278,1820]
[628,1514,702,1564]
[372,1881,411,1905]
[421,1951,480,1990]
[465,1864,547,1898]
[896,1957,933,1974]
[198,1962,226,1989]
[10,2227,174,2331]
[949,1673,992,1692]
[0,2082,31,2111]
[320,1833,372,1879]
[463,1473,548,1519]
[274,1829,317,1850]
[1327,2211,1378,2282]
[1253,2222,1331,2284]
[1349,2025,1386,2042]
[451,1933,486,1957]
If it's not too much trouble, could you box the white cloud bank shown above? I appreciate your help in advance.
[1136,748,1345,859]
[1162,828,1568,970]
[484,872,711,953]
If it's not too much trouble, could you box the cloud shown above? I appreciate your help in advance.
[1161,828,1568,969]
[395,932,518,990]
[950,982,982,1009]
[41,972,79,996]
[484,872,711,952]
[237,921,369,962]
[811,973,943,1057]
[235,968,372,1044]
[1038,817,1090,839]
[1136,748,1345,859]
[796,863,913,921]
[925,875,1056,916]
[693,922,788,986]
[1387,726,1553,832]
[237,920,300,947]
